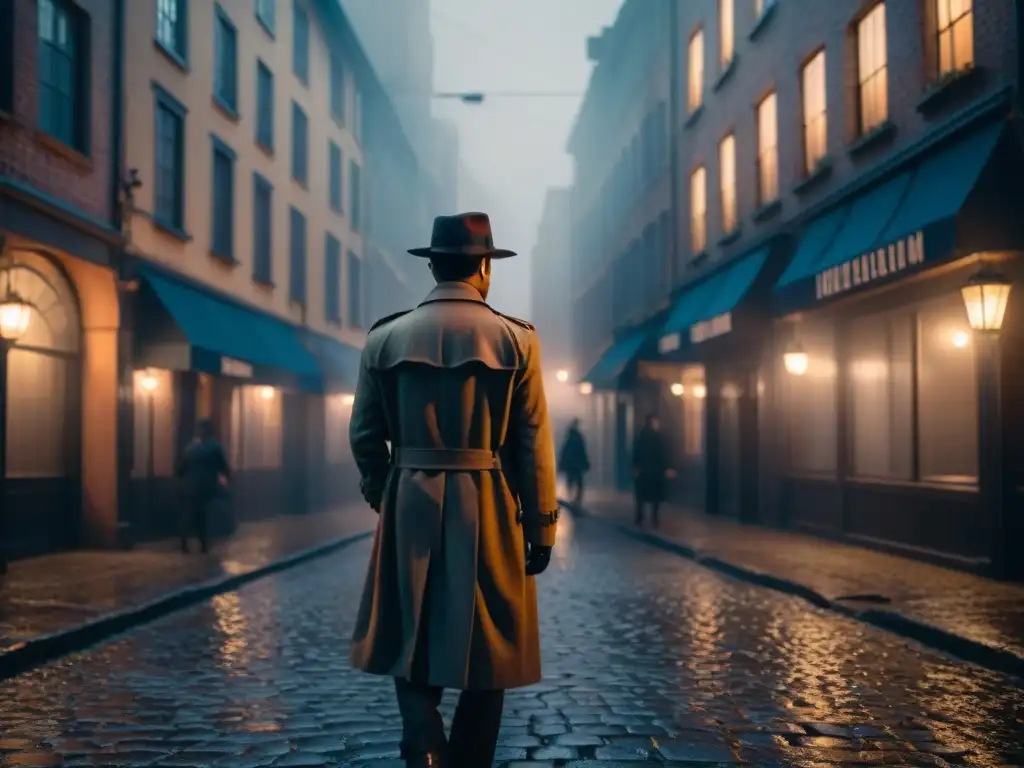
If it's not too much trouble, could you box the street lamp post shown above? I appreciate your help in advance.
[960,265,1013,577]
[0,286,33,574]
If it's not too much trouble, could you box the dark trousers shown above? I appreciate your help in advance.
[180,495,210,553]
[565,471,584,503]
[394,677,504,767]
[634,498,660,527]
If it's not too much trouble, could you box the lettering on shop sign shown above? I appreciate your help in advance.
[659,332,681,354]
[690,312,732,344]
[815,230,924,300]
[221,357,254,378]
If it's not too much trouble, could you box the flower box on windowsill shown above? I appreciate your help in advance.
[748,2,777,41]
[793,156,834,197]
[848,120,897,159]
[684,105,705,129]
[752,198,782,223]
[718,226,742,247]
[713,56,738,93]
[916,65,984,117]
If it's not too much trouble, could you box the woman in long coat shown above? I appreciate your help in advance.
[633,414,669,527]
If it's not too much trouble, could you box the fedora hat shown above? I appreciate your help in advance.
[408,212,517,259]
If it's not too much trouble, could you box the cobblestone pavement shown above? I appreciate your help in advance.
[0,513,1021,767]
[576,490,1024,663]
[0,507,376,649]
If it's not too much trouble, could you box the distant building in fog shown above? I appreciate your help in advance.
[530,189,574,370]
[569,0,1024,578]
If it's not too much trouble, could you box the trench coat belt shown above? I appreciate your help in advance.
[392,447,502,471]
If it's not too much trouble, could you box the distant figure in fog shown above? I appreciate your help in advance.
[633,414,670,528]
[558,418,590,503]
[176,419,230,554]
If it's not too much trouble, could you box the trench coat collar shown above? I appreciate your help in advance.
[419,281,487,306]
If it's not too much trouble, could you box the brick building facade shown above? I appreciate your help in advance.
[570,0,1024,577]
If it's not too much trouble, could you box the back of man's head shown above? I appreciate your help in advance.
[429,255,485,283]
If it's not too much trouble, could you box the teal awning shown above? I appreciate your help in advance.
[305,331,361,392]
[138,264,322,390]
[581,326,652,390]
[660,246,771,344]
[775,120,1006,310]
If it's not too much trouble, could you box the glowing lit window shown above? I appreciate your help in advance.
[936,0,973,76]
[856,3,888,134]
[690,167,707,254]
[801,50,827,172]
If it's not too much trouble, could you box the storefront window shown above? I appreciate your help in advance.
[784,321,837,474]
[681,365,706,457]
[131,368,177,478]
[8,350,69,478]
[846,312,913,480]
[324,393,352,465]
[229,385,283,470]
[917,294,978,484]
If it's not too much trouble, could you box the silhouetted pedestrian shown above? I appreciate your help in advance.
[176,419,230,554]
[633,414,670,528]
[558,418,590,504]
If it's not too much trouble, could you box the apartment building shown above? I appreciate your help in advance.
[567,0,673,488]
[0,0,125,558]
[574,0,1024,577]
[119,0,379,535]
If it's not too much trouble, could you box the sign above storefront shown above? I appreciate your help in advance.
[690,312,732,344]
[221,357,254,378]
[659,332,681,354]
[815,230,925,301]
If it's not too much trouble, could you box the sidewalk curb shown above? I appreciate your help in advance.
[0,528,374,682]
[561,500,1024,681]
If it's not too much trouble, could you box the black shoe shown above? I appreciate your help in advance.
[402,748,447,767]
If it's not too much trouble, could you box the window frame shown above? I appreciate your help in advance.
[255,0,275,37]
[855,2,889,136]
[213,3,239,117]
[252,172,274,286]
[347,249,363,328]
[687,27,705,114]
[719,0,734,67]
[935,0,973,77]
[800,48,828,173]
[349,161,362,232]
[756,90,779,205]
[37,0,90,153]
[690,166,707,255]
[289,206,307,304]
[292,0,310,86]
[210,134,236,262]
[152,82,188,234]
[291,100,309,187]
[324,233,342,323]
[719,133,737,234]
[330,54,345,124]
[155,0,188,66]
[255,59,274,152]
[329,141,343,213]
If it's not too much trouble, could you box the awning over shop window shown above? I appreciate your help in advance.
[775,120,1006,311]
[581,326,652,391]
[304,331,362,393]
[658,245,770,352]
[136,263,322,391]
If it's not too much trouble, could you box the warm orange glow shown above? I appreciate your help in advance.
[259,386,276,400]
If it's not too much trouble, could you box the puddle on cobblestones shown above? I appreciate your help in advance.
[0,519,1021,767]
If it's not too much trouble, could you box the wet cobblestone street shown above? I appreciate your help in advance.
[0,514,1021,767]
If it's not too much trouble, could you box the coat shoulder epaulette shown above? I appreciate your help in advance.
[369,309,412,332]
[491,309,535,332]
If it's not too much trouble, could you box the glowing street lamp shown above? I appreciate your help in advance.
[0,285,31,574]
[670,382,684,396]
[579,382,593,395]
[555,369,569,383]
[783,341,809,376]
[260,386,276,401]
[139,372,159,392]
[961,266,1012,332]
[0,292,31,343]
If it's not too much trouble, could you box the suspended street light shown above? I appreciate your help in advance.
[783,340,809,376]
[961,265,1013,332]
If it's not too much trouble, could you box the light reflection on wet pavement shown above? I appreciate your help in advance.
[0,513,1021,767]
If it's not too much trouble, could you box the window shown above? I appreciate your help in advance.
[210,137,235,260]
[289,206,307,303]
[153,85,186,231]
[784,320,838,474]
[325,394,352,464]
[690,166,707,254]
[255,0,275,35]
[330,55,345,123]
[856,3,888,134]
[350,161,362,232]
[38,0,87,152]
[325,233,342,323]
[213,5,237,113]
[252,173,273,284]
[846,310,913,480]
[131,369,176,478]
[156,0,187,60]
[347,251,363,327]
[937,0,973,76]
[256,60,274,150]
[801,50,827,172]
[756,91,779,204]
[293,1,309,85]
[720,0,734,66]
[229,386,283,470]
[681,366,706,457]
[329,142,343,212]
[719,134,737,234]
[688,29,704,113]
[291,101,308,185]
[917,293,978,483]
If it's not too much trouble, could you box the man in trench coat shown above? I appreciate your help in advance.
[349,212,560,768]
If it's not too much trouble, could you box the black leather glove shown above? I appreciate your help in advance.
[525,543,553,576]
